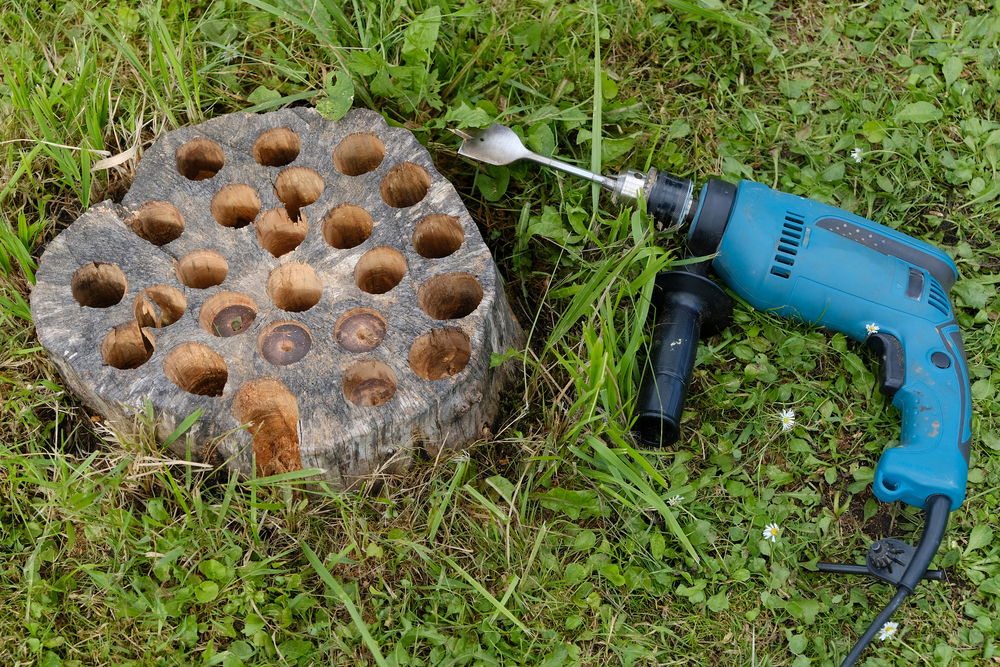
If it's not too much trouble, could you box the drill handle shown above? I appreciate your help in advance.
[633,272,732,447]
[868,324,972,511]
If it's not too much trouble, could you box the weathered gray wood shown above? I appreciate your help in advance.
[31,108,524,487]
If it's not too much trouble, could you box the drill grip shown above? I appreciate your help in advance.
[633,272,731,447]
[873,323,971,510]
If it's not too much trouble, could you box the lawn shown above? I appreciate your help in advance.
[1,0,999,665]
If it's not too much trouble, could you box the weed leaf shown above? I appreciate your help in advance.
[317,70,354,121]
[246,85,281,106]
[895,101,942,123]
[402,6,441,63]
[444,101,492,129]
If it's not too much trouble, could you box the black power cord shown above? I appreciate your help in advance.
[839,494,952,667]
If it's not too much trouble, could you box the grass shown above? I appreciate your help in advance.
[2,0,1000,665]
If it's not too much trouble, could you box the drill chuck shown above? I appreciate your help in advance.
[611,168,695,229]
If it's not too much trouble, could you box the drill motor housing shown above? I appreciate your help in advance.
[687,179,972,511]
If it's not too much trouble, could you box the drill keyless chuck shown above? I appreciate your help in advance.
[611,168,695,230]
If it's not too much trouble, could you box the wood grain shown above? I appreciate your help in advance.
[31,108,524,488]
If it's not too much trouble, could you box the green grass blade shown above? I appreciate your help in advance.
[427,455,468,543]
[583,435,699,564]
[245,468,325,486]
[161,408,203,448]
[242,89,318,113]
[0,288,32,322]
[662,0,756,31]
[590,0,602,217]
[302,542,389,667]
[442,555,532,636]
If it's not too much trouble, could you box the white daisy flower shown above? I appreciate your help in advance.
[866,323,880,335]
[780,409,795,432]
[220,42,240,63]
[851,147,863,163]
[667,495,682,506]
[878,621,899,641]
[762,523,780,542]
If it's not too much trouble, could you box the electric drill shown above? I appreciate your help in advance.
[631,174,972,667]
[451,125,972,666]
[636,176,972,514]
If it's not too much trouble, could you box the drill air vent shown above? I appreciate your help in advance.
[927,278,950,316]
[770,212,806,279]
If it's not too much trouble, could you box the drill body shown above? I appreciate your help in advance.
[690,180,972,511]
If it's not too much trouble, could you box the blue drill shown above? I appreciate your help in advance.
[450,125,972,666]
[632,175,970,667]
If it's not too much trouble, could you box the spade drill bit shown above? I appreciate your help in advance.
[451,124,695,228]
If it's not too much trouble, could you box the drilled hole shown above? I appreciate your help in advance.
[176,249,228,289]
[343,360,397,407]
[175,137,225,181]
[418,272,483,320]
[380,162,431,208]
[126,201,185,246]
[133,285,186,328]
[211,184,261,229]
[232,378,301,477]
[354,247,406,295]
[412,214,464,259]
[258,321,312,366]
[253,127,301,167]
[274,167,324,222]
[335,308,387,353]
[199,291,257,337]
[409,329,472,381]
[321,203,373,250]
[255,207,308,257]
[266,262,323,312]
[101,321,155,369]
[71,262,128,308]
[163,343,227,396]
[333,132,386,176]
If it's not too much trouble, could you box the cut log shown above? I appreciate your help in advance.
[31,108,524,488]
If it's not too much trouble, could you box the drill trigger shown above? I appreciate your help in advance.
[865,332,905,399]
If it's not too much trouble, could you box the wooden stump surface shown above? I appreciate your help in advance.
[31,108,524,487]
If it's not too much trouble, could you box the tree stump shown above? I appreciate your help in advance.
[31,108,524,487]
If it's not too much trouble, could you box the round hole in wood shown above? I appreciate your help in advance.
[255,207,308,257]
[343,360,397,407]
[354,247,406,295]
[175,137,225,181]
[274,167,324,222]
[176,249,228,289]
[412,214,464,259]
[71,262,128,308]
[253,127,301,167]
[126,201,185,246]
[232,377,301,477]
[133,285,186,328]
[163,343,227,396]
[266,262,322,312]
[211,184,261,229]
[321,203,373,250]
[101,321,155,369]
[335,308,387,353]
[258,321,312,366]
[418,272,484,320]
[409,328,472,381]
[333,132,385,176]
[380,161,431,208]
[199,291,257,337]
